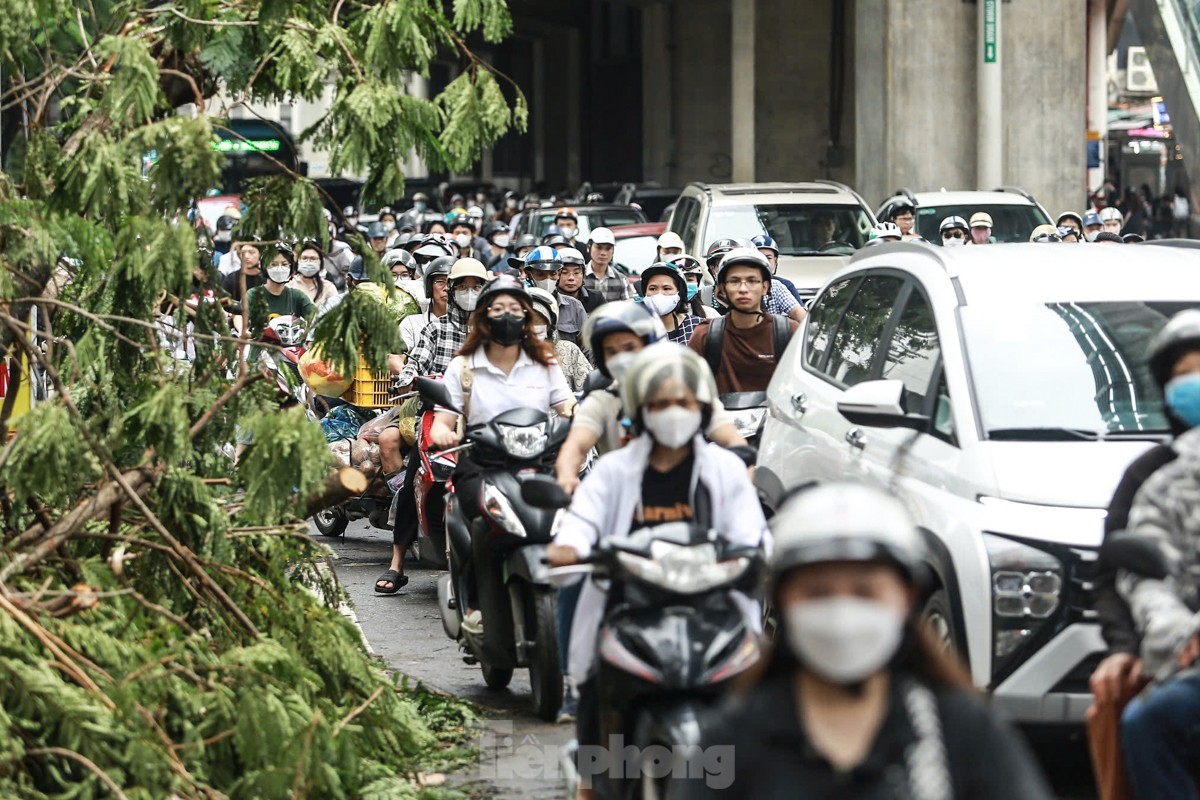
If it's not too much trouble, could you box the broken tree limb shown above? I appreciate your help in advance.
[304,467,368,520]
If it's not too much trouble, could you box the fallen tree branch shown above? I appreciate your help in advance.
[304,466,368,519]
[25,747,129,800]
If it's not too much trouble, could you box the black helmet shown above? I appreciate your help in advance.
[715,247,772,284]
[705,238,742,268]
[582,300,668,378]
[476,274,531,313]
[422,255,455,298]
[486,221,510,238]
[888,200,916,218]
[1149,310,1200,389]
[543,233,569,249]
[346,255,368,282]
[637,262,687,299]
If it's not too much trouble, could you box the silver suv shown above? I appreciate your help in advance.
[754,240,1200,725]
[666,181,877,300]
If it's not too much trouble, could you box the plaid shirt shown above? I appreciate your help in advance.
[668,314,704,346]
[764,281,800,316]
[585,266,632,302]
[397,309,469,384]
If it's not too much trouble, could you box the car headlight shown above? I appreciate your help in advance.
[616,541,751,594]
[730,408,767,439]
[482,482,525,537]
[501,423,548,459]
[983,533,1064,663]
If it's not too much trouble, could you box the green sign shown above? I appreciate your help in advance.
[983,0,997,63]
[212,138,282,153]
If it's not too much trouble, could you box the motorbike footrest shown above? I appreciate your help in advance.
[462,654,478,665]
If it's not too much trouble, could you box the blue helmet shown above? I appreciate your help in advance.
[751,234,779,254]
[1083,210,1102,227]
[524,245,562,272]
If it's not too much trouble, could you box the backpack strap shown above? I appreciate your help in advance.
[770,313,791,363]
[702,316,727,377]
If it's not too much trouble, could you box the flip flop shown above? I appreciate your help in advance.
[374,569,408,594]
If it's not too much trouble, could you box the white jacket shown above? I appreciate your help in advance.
[554,434,769,682]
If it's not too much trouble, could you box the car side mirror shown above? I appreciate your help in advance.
[1099,533,1172,580]
[416,376,460,414]
[837,379,930,431]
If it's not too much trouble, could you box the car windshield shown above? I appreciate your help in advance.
[526,209,646,240]
[915,203,1050,243]
[704,203,873,253]
[613,235,658,272]
[961,301,1200,439]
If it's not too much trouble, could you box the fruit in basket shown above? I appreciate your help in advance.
[299,345,354,396]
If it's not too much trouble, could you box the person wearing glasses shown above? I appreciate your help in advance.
[686,248,798,394]
[938,216,971,248]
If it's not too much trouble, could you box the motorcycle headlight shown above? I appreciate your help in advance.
[983,533,1064,664]
[616,541,751,594]
[482,482,526,537]
[730,408,767,439]
[500,423,548,459]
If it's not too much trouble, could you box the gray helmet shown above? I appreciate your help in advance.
[346,255,368,282]
[1149,309,1200,389]
[769,483,926,584]
[366,221,389,239]
[422,255,455,298]
[382,248,416,272]
[582,300,668,378]
[619,341,717,419]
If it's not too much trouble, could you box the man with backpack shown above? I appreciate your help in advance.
[687,248,797,393]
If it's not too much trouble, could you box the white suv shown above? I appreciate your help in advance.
[755,240,1200,725]
[666,181,877,300]
[876,188,1052,243]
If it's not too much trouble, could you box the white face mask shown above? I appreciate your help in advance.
[607,351,636,382]
[1086,229,1101,242]
[784,596,905,685]
[455,287,481,311]
[267,266,292,284]
[493,234,511,249]
[297,259,322,277]
[642,406,702,448]
[532,324,548,340]
[941,236,965,248]
[535,278,558,293]
[382,221,396,233]
[643,293,680,317]
[455,234,472,249]
[559,225,577,239]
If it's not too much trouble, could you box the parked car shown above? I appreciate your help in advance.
[513,204,648,241]
[754,239,1200,726]
[610,221,667,275]
[876,187,1052,243]
[613,183,682,222]
[666,181,877,300]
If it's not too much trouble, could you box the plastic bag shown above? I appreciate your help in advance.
[299,343,354,397]
[357,404,401,443]
[320,404,373,443]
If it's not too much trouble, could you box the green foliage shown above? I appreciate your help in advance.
[0,1,519,795]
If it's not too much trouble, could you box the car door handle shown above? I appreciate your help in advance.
[790,393,808,414]
[845,428,866,449]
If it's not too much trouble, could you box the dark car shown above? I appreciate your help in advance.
[613,183,681,223]
[514,204,649,241]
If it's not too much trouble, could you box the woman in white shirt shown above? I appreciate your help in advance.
[288,241,340,307]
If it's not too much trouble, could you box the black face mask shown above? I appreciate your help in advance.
[489,313,525,346]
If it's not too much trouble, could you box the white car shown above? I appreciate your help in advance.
[876,188,1052,243]
[755,240,1200,725]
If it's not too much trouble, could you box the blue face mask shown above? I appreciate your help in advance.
[1165,374,1200,427]
[686,283,698,301]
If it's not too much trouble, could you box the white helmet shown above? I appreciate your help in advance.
[1099,207,1123,223]
[526,286,560,329]
[769,484,926,584]
[871,222,902,241]
[620,341,717,420]
[657,231,685,251]
[589,227,616,246]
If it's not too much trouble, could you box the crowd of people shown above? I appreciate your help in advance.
[177,187,1200,800]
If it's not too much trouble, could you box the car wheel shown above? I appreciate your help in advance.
[921,588,961,657]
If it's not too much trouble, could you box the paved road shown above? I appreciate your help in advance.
[316,518,1097,800]
[315,518,571,800]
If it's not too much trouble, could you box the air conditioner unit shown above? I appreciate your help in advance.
[1127,46,1158,94]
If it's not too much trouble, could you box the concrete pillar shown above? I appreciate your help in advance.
[565,28,583,190]
[854,0,889,208]
[1087,0,1109,194]
[731,0,755,182]
[532,39,545,185]
[977,0,1002,188]
[642,3,672,184]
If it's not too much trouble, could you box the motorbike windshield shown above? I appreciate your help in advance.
[960,300,1199,440]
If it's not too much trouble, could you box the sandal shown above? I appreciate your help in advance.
[374,569,408,594]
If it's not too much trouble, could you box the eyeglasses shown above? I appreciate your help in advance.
[941,231,964,240]
[723,277,763,288]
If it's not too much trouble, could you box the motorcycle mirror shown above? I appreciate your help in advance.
[1099,533,1172,580]
[520,474,571,510]
[416,376,460,413]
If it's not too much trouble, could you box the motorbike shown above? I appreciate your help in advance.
[720,390,768,449]
[412,400,456,568]
[259,315,311,411]
[522,476,764,799]
[417,377,570,721]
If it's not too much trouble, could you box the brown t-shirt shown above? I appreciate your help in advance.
[687,315,799,394]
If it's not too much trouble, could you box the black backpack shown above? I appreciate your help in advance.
[702,314,792,377]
